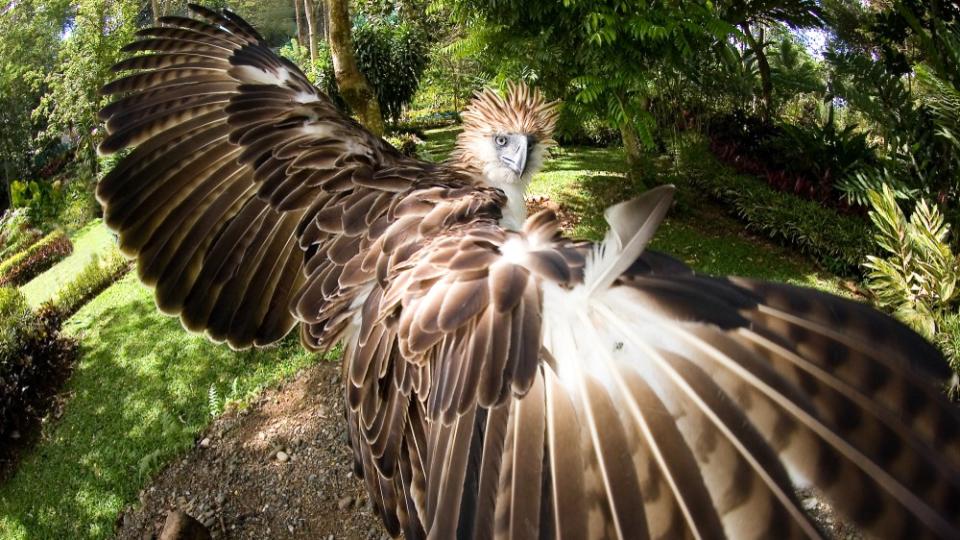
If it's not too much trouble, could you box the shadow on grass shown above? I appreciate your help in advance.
[0,274,320,539]
[540,151,841,290]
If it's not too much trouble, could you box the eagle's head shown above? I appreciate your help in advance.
[450,82,559,191]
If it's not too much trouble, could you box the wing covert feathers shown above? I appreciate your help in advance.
[102,7,960,540]
[98,5,415,348]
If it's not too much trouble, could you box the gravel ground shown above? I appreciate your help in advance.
[114,351,861,540]
[115,360,384,540]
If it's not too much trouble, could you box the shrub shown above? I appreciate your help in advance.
[707,108,878,206]
[0,209,41,262]
[0,230,73,287]
[56,178,101,233]
[678,137,871,275]
[863,185,960,340]
[10,178,66,226]
[0,288,77,440]
[352,15,430,124]
[385,132,423,158]
[52,247,130,318]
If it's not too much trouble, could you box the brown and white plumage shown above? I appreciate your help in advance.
[98,6,960,539]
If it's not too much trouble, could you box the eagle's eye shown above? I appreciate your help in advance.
[494,135,508,147]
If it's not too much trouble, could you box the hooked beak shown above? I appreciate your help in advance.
[500,136,529,176]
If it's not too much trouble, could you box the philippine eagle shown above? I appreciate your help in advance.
[97,6,960,539]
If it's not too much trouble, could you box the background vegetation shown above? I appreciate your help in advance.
[0,0,959,536]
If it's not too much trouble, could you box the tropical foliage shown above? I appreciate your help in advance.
[864,185,960,341]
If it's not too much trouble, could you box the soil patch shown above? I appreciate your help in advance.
[115,360,385,540]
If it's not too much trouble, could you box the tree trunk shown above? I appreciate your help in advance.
[740,22,773,120]
[317,0,327,42]
[619,122,650,189]
[327,0,384,135]
[303,0,319,69]
[294,0,307,49]
[150,0,161,23]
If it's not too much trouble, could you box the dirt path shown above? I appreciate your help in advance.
[114,355,859,540]
[115,360,385,540]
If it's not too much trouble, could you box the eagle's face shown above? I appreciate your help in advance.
[471,130,545,187]
[451,82,559,191]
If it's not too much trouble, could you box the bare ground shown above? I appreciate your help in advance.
[114,360,385,540]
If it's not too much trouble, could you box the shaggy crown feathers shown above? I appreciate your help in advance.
[450,82,560,170]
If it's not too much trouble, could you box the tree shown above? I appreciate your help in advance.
[327,0,384,135]
[720,0,823,119]
[35,0,139,179]
[352,15,428,123]
[0,0,71,209]
[440,0,731,183]
[294,0,307,48]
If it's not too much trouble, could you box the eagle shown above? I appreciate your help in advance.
[97,5,960,539]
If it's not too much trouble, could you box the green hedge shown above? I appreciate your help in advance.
[0,209,41,262]
[0,230,73,287]
[0,288,76,441]
[51,248,130,319]
[677,139,871,275]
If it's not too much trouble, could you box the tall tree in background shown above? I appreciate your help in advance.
[327,0,384,135]
[293,0,307,48]
[303,0,319,66]
[721,0,822,120]
[36,0,139,177]
[0,0,70,209]
[441,0,730,182]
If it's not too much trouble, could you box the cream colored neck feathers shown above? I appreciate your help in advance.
[447,82,559,230]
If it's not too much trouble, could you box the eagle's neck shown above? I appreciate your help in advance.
[446,154,529,230]
[497,180,528,231]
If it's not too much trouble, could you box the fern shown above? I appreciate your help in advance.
[207,384,222,418]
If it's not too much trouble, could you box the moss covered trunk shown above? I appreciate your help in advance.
[326,0,384,136]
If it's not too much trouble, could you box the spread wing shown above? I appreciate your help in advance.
[97,4,422,348]
[99,6,960,540]
[342,187,960,540]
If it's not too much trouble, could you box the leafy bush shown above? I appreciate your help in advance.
[0,230,73,287]
[353,15,429,124]
[279,15,429,125]
[52,247,129,318]
[828,50,960,207]
[772,111,876,195]
[0,288,76,440]
[385,132,423,158]
[10,178,66,225]
[56,178,101,233]
[0,208,41,262]
[554,108,621,147]
[863,185,960,340]
[679,138,871,275]
[708,107,877,205]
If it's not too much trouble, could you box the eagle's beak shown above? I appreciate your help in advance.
[500,135,529,176]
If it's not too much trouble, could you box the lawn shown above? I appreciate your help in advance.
[0,274,324,539]
[20,220,117,308]
[0,127,844,539]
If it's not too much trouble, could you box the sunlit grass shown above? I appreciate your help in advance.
[20,220,116,308]
[0,273,323,539]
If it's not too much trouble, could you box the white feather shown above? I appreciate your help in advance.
[583,185,675,297]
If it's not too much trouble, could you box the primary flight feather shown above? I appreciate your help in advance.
[97,6,960,539]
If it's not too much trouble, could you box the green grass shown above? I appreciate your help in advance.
[20,220,116,308]
[526,142,846,295]
[0,274,323,539]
